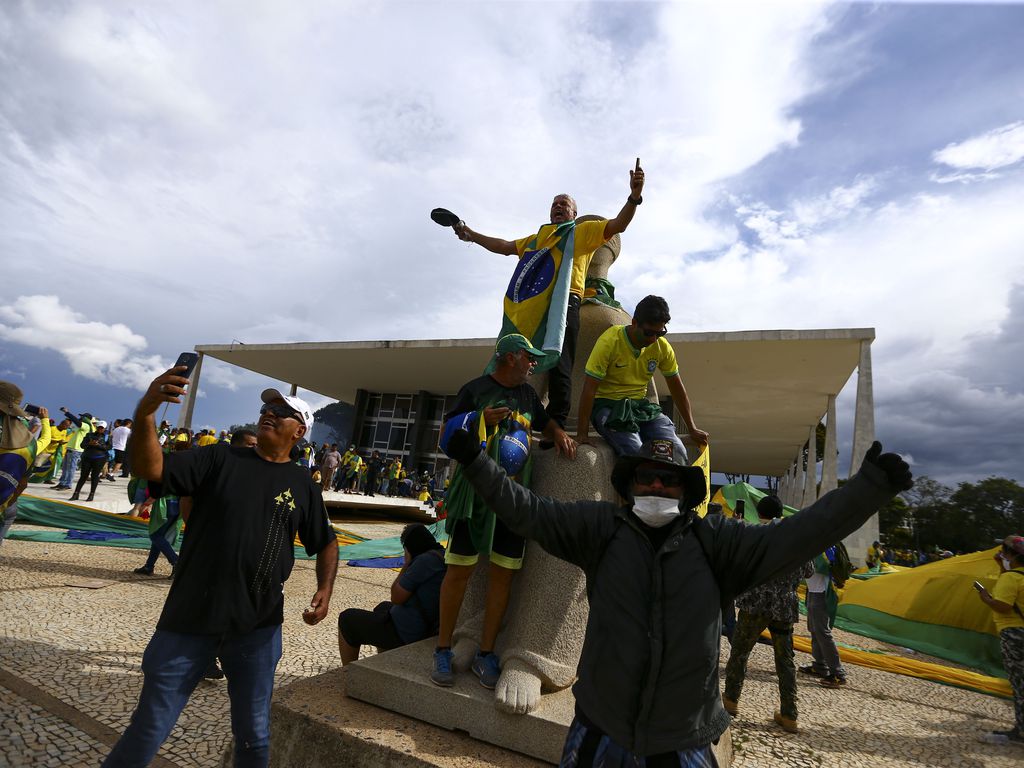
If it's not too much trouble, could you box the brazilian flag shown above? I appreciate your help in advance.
[486,220,576,374]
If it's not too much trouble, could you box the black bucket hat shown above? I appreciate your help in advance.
[610,438,707,509]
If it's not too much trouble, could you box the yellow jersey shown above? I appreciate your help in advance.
[585,325,679,401]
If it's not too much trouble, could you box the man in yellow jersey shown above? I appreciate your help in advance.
[576,295,708,458]
[452,159,646,427]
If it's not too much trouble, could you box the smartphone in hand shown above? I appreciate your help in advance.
[174,352,200,380]
[972,580,985,592]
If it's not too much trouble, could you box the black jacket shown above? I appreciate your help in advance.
[461,453,896,754]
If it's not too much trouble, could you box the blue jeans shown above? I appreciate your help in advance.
[143,519,180,570]
[592,408,687,460]
[58,450,81,487]
[103,624,282,768]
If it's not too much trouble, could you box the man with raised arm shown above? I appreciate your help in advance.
[451,159,646,427]
[103,367,338,768]
[442,429,912,766]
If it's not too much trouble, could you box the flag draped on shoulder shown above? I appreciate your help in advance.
[486,220,576,374]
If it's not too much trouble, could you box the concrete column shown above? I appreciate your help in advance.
[176,351,204,430]
[792,456,805,510]
[779,466,791,506]
[407,390,432,471]
[289,383,298,396]
[820,394,838,495]
[350,389,370,450]
[802,424,818,506]
[844,339,878,567]
[848,339,876,477]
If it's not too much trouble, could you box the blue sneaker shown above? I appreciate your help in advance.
[471,652,501,689]
[431,648,454,687]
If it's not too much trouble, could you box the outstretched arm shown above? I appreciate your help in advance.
[452,222,518,255]
[604,158,645,238]
[130,366,190,482]
[450,429,613,571]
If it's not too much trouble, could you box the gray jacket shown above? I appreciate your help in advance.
[461,454,896,755]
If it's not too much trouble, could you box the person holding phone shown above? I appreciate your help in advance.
[70,420,109,502]
[103,365,338,768]
[975,535,1024,746]
[449,159,645,428]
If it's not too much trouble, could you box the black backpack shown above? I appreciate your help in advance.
[830,542,853,588]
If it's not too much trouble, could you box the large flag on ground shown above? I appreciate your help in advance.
[486,220,576,374]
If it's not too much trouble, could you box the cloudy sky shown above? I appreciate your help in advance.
[2,1,1022,485]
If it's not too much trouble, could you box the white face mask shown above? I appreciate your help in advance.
[997,553,1011,570]
[632,495,681,528]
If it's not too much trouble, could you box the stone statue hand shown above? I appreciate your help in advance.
[494,658,542,715]
[862,441,913,491]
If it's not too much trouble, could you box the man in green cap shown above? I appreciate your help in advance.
[431,334,576,689]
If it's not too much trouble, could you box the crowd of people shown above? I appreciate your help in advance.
[2,164,1021,765]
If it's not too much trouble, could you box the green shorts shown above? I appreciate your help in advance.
[444,517,525,570]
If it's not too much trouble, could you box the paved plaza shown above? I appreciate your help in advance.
[0,486,1020,767]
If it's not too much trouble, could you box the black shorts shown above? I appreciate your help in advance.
[445,517,525,570]
[338,602,403,651]
[113,449,127,463]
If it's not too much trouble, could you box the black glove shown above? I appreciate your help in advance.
[447,428,482,466]
[862,441,913,491]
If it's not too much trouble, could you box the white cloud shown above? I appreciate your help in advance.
[0,295,166,389]
[932,121,1024,172]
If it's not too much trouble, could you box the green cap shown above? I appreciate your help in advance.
[495,334,544,359]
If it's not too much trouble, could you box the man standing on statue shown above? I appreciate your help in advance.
[431,334,576,690]
[451,159,646,427]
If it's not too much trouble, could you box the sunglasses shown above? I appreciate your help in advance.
[634,466,684,488]
[641,327,668,338]
[260,403,302,422]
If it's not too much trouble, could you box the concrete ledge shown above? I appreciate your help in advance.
[265,666,547,768]
[343,640,732,767]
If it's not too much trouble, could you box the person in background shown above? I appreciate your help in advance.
[111,418,133,478]
[54,407,94,490]
[41,417,71,484]
[0,385,51,548]
[722,495,814,733]
[70,420,110,502]
[337,523,446,664]
[975,535,1024,746]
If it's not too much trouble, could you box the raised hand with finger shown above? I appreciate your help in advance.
[628,157,644,203]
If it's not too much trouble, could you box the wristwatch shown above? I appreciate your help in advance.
[628,195,643,206]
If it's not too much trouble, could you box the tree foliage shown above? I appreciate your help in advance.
[878,475,1024,554]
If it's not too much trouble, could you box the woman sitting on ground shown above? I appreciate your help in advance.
[337,523,446,664]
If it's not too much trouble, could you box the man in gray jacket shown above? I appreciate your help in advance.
[442,432,912,767]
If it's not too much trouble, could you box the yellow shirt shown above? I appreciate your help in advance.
[515,219,608,298]
[43,427,68,454]
[991,570,1024,632]
[197,435,218,447]
[585,326,679,401]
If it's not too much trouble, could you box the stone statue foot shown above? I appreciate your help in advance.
[451,636,479,673]
[494,658,542,715]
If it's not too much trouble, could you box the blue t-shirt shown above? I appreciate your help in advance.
[390,550,446,643]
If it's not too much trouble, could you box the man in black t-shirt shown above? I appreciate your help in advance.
[103,369,338,768]
[431,334,576,690]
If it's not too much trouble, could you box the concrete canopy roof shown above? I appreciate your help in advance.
[197,328,872,477]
